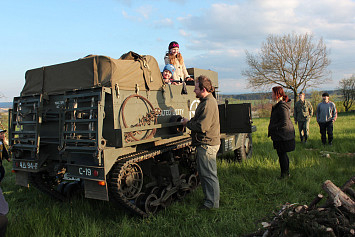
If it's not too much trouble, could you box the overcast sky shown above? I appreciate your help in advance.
[1,0,354,101]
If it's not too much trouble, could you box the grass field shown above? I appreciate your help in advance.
[1,113,354,237]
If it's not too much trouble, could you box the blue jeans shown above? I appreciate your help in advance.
[196,144,220,208]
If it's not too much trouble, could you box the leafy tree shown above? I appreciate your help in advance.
[338,75,355,112]
[243,33,331,106]
[310,90,322,114]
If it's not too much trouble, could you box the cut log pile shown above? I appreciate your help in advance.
[245,176,355,237]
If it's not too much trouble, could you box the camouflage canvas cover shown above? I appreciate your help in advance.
[21,51,164,96]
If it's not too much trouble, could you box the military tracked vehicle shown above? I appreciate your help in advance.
[9,52,254,217]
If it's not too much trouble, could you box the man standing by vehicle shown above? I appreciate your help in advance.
[181,75,220,210]
[316,93,337,145]
[294,92,313,143]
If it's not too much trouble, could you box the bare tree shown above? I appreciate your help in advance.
[338,75,355,112]
[243,33,331,106]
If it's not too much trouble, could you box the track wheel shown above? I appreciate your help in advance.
[160,192,173,208]
[150,187,161,196]
[188,174,198,190]
[177,174,188,199]
[145,194,159,214]
[120,163,144,199]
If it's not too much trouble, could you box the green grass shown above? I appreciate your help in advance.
[1,113,354,237]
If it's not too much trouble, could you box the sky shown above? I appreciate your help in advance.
[1,0,355,102]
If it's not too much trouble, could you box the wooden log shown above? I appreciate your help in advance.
[322,180,355,214]
[308,194,324,209]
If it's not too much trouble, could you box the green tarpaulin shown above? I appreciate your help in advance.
[21,51,164,96]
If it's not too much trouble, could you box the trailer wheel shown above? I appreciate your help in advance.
[234,133,252,162]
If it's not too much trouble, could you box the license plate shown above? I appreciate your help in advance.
[18,161,38,170]
[67,165,103,180]
[78,167,94,177]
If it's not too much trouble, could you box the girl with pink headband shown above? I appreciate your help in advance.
[164,41,192,83]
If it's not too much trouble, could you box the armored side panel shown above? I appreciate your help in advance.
[111,85,196,148]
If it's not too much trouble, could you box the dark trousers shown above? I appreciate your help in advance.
[277,150,289,176]
[318,121,333,144]
[0,166,4,183]
[0,215,8,237]
[298,119,310,141]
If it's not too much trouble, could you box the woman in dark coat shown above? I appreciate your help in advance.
[268,87,295,178]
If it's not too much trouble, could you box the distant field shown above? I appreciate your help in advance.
[0,102,12,109]
[1,113,354,236]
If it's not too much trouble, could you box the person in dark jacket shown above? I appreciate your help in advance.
[268,87,295,178]
[316,92,337,145]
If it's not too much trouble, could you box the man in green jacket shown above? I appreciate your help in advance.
[181,75,220,210]
[294,92,313,143]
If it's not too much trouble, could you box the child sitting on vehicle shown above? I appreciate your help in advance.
[162,64,177,85]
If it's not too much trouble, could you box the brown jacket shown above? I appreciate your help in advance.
[187,94,220,146]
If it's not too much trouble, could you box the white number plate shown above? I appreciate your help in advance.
[78,167,93,176]
[19,161,38,170]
